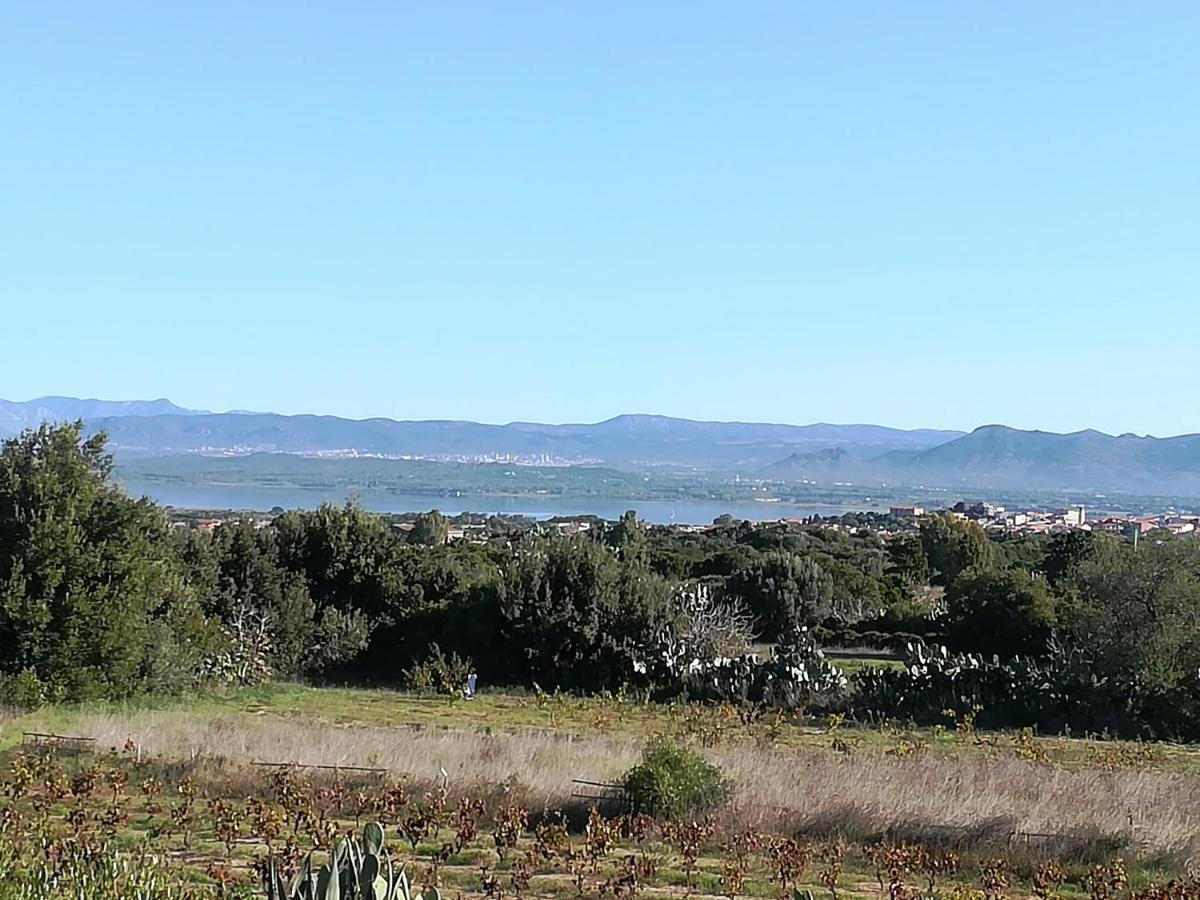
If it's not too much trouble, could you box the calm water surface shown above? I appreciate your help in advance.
[120,481,884,525]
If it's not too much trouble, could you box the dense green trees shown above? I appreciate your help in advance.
[1060,540,1200,737]
[185,511,379,679]
[606,509,648,561]
[6,422,1200,738]
[725,552,833,639]
[497,535,674,689]
[919,512,993,584]
[1041,529,1107,587]
[887,534,930,585]
[0,423,213,703]
[189,521,323,678]
[408,509,449,546]
[944,567,1057,657]
[273,503,413,621]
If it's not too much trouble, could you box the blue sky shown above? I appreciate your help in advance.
[3,3,1197,434]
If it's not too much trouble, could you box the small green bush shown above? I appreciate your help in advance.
[402,643,473,696]
[621,737,732,819]
[0,668,49,711]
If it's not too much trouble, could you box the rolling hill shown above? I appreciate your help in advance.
[760,425,1200,495]
[65,409,961,471]
[0,396,205,437]
[8,397,1200,496]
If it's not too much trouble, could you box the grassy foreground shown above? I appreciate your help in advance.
[6,682,1200,772]
[1,684,1199,898]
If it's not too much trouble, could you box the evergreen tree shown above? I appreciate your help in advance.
[0,423,213,702]
[919,512,993,586]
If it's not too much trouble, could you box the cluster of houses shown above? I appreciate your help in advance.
[171,501,1200,545]
[889,501,1200,538]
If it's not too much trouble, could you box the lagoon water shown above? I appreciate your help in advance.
[119,480,884,525]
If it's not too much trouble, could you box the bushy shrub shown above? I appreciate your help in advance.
[402,643,473,695]
[0,668,50,710]
[621,737,731,819]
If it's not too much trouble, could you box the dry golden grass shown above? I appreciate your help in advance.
[67,710,1200,865]
[76,711,643,808]
[717,744,1200,863]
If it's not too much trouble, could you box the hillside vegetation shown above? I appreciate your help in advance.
[3,422,1199,740]
[3,423,1200,897]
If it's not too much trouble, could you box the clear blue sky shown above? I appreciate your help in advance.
[3,3,1197,435]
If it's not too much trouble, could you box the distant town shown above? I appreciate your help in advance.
[885,501,1196,538]
[166,497,1197,545]
[670,501,1197,540]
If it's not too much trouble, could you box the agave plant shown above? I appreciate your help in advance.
[263,822,442,900]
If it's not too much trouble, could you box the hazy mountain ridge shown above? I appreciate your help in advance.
[0,401,961,471]
[0,396,206,437]
[8,397,1200,495]
[760,425,1200,494]
[87,412,961,470]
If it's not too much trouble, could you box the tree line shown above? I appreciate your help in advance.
[2,423,1198,739]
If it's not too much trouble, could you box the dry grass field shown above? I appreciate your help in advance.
[45,707,1199,865]
[4,684,1199,871]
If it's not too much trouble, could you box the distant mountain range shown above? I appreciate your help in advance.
[0,396,205,436]
[760,425,1200,494]
[0,397,961,470]
[3,396,1199,496]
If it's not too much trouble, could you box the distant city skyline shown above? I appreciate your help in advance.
[4,3,1198,435]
